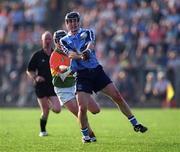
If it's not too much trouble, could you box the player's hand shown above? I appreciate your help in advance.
[59,65,68,73]
[59,67,72,81]
[81,49,91,60]
[68,51,79,59]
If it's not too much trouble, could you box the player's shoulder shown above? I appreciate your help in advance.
[50,51,60,62]
[81,28,96,38]
[52,49,64,56]
[60,34,74,47]
[80,28,94,33]
[60,34,69,43]
[50,50,57,57]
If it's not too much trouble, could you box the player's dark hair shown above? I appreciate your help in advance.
[53,30,67,44]
[65,11,80,22]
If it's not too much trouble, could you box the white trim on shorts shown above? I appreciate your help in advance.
[54,85,76,106]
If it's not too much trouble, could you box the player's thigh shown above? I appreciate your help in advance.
[102,83,121,100]
[87,97,100,114]
[37,97,50,115]
[49,96,61,113]
[64,98,78,117]
[76,91,90,108]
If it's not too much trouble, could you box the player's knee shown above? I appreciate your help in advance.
[94,109,100,114]
[96,107,101,114]
[78,105,87,114]
[52,107,61,113]
[41,109,49,118]
[91,107,100,114]
[111,91,123,102]
[41,114,48,120]
[91,110,100,115]
[53,109,61,114]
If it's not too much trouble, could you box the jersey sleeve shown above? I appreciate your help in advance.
[60,39,74,55]
[27,53,37,72]
[85,29,95,43]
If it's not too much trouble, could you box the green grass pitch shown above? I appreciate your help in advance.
[0,108,180,152]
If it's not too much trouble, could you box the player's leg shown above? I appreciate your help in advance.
[76,92,89,129]
[48,96,61,113]
[75,72,97,142]
[76,92,91,142]
[102,83,148,133]
[64,98,78,116]
[55,86,93,142]
[87,96,100,114]
[102,83,132,117]
[86,96,100,141]
[64,98,97,142]
[37,97,50,136]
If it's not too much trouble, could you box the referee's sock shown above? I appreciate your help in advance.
[40,116,47,132]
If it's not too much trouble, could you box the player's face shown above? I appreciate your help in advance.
[66,18,79,34]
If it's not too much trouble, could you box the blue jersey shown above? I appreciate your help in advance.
[60,28,99,71]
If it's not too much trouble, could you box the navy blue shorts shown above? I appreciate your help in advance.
[76,65,112,94]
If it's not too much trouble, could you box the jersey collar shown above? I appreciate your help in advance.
[67,28,82,37]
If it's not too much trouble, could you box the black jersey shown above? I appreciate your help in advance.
[27,49,56,98]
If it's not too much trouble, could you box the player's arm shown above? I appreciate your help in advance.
[81,29,96,60]
[84,29,95,51]
[60,39,82,60]
[85,41,95,51]
[59,65,70,73]
[68,51,84,60]
[58,65,73,81]
[68,30,96,60]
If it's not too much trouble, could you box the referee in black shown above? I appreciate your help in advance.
[27,31,61,137]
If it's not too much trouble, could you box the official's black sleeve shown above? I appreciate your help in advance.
[27,53,38,72]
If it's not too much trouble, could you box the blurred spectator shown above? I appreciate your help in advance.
[144,72,155,101]
[166,51,178,87]
[144,46,158,70]
[153,71,175,108]
[0,6,9,43]
[114,70,137,104]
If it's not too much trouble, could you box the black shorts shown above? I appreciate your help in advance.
[76,65,112,94]
[35,82,56,98]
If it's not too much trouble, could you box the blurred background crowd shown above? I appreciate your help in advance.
[0,0,180,108]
